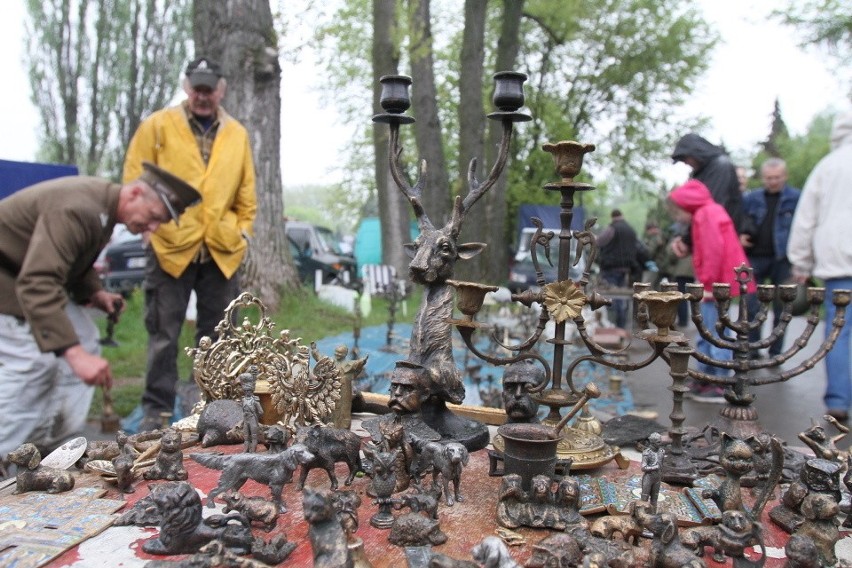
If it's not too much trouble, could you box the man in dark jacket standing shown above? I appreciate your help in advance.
[671,133,745,233]
[597,209,638,328]
[740,158,800,358]
[0,164,199,468]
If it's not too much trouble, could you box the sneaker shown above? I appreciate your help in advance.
[686,384,727,404]
[138,413,165,433]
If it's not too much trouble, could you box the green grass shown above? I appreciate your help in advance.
[90,286,421,418]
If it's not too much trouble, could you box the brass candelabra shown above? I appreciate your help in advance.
[448,142,694,469]
[679,266,850,439]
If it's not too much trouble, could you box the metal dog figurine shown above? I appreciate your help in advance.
[221,491,279,532]
[191,443,314,510]
[416,441,469,506]
[7,443,74,494]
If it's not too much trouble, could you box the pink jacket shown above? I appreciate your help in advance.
[670,180,755,296]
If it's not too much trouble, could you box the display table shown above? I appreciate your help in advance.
[1,428,850,567]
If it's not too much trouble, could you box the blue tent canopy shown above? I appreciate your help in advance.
[0,159,79,200]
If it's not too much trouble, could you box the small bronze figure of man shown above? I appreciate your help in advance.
[641,432,665,512]
[240,365,263,453]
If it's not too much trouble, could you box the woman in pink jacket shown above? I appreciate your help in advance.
[668,179,755,401]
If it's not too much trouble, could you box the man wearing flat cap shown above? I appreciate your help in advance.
[0,164,200,467]
[123,56,257,432]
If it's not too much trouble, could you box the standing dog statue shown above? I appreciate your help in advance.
[191,444,314,510]
[416,441,469,506]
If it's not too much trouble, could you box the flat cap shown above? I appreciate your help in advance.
[139,162,201,225]
[186,57,223,90]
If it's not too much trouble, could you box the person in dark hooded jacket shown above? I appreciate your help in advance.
[671,133,745,233]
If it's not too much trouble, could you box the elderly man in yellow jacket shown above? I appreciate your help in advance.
[123,56,257,432]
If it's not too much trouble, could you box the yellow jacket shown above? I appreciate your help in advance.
[123,104,256,279]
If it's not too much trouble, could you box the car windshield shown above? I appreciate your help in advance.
[316,227,343,255]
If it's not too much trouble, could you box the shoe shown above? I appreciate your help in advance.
[686,385,727,404]
[138,413,165,433]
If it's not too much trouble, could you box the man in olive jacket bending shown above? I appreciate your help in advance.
[0,164,200,467]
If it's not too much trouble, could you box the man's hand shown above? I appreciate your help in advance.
[90,289,125,319]
[63,344,113,388]
[792,266,811,285]
[670,236,690,258]
[739,234,753,248]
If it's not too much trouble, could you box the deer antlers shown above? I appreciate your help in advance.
[389,118,516,238]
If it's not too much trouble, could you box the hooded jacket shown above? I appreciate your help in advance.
[669,180,753,295]
[123,104,256,279]
[672,134,744,232]
[787,112,852,280]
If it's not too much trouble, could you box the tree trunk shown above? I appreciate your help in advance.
[373,0,411,275]
[452,0,489,283]
[193,0,298,310]
[479,0,524,283]
[408,0,450,227]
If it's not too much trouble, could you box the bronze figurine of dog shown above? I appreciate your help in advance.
[7,443,74,494]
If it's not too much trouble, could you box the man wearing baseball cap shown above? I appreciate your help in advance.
[0,164,199,468]
[123,56,257,432]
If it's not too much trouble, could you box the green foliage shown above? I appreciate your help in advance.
[773,0,852,65]
[24,0,191,177]
[750,111,835,189]
[514,0,716,186]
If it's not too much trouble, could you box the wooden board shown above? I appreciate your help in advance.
[0,486,124,567]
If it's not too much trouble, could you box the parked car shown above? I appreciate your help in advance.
[285,220,357,287]
[101,228,146,295]
[507,230,584,292]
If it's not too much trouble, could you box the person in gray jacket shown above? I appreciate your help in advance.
[787,111,852,422]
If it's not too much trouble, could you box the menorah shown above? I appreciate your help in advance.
[664,267,850,440]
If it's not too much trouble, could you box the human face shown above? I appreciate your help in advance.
[388,380,424,414]
[186,82,225,118]
[761,164,787,193]
[736,167,748,192]
[502,382,538,421]
[122,185,171,234]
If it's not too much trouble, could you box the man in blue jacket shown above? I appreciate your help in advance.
[740,157,800,359]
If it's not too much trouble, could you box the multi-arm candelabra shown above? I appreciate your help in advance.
[672,266,849,439]
[447,141,699,469]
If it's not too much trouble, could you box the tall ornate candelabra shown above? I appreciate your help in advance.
[446,140,695,469]
[679,266,850,439]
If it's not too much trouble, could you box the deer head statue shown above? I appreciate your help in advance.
[377,72,529,286]
[370,72,529,451]
[400,162,491,285]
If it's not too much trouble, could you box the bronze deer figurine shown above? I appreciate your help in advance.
[375,72,530,450]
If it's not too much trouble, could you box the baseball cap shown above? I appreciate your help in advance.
[139,162,202,225]
[185,57,222,90]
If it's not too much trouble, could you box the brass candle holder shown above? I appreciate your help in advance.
[450,141,689,470]
[682,265,850,438]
